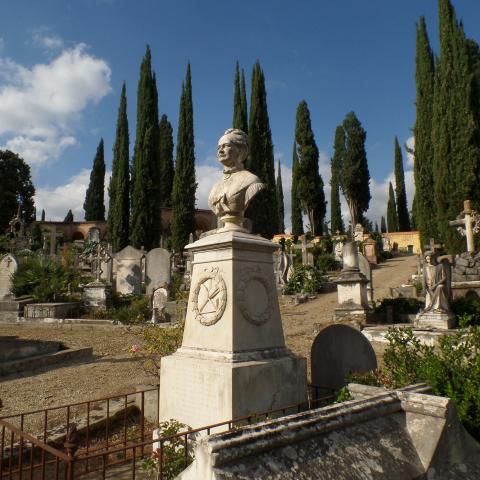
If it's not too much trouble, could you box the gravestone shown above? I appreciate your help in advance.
[150,284,169,323]
[0,254,19,300]
[145,248,172,296]
[382,236,391,252]
[354,223,364,243]
[363,237,378,264]
[115,246,144,295]
[311,324,377,391]
[358,252,373,303]
[88,227,101,243]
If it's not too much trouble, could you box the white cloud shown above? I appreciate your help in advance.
[0,43,111,165]
[32,29,64,50]
[196,164,222,209]
[35,168,111,221]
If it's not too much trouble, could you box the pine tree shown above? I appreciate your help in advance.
[240,69,248,133]
[158,114,174,207]
[291,141,304,236]
[64,209,74,223]
[432,0,480,253]
[245,61,278,237]
[232,62,248,132]
[330,125,345,234]
[339,112,371,231]
[41,209,45,222]
[171,64,197,252]
[393,137,410,231]
[380,216,387,233]
[108,83,130,252]
[414,17,437,243]
[276,161,285,233]
[387,182,399,232]
[130,46,161,250]
[84,139,105,221]
[294,100,325,236]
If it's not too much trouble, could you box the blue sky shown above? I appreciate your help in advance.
[1,0,479,230]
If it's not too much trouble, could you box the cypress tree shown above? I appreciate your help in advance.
[393,137,410,231]
[130,46,161,250]
[64,209,73,223]
[171,64,197,252]
[41,209,45,222]
[158,114,174,207]
[432,0,480,253]
[245,61,277,238]
[294,100,325,236]
[375,221,379,233]
[387,182,399,232]
[414,17,436,243]
[276,161,285,233]
[291,141,304,236]
[330,125,345,234]
[339,112,371,231]
[381,216,387,233]
[108,83,130,252]
[84,139,105,221]
[232,62,247,132]
[240,69,248,133]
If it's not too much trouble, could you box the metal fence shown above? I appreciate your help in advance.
[1,384,335,479]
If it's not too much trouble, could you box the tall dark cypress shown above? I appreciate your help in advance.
[414,17,436,243]
[330,126,345,234]
[232,62,247,132]
[387,182,399,232]
[433,0,480,253]
[393,137,410,231]
[108,83,130,252]
[339,112,371,231]
[64,209,73,223]
[245,61,277,238]
[171,64,197,252]
[291,141,304,236]
[130,46,160,250]
[380,216,387,233]
[84,139,105,221]
[158,114,174,207]
[276,161,285,233]
[41,209,45,222]
[240,69,248,134]
[294,100,325,236]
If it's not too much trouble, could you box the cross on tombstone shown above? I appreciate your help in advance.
[91,243,111,282]
[448,200,480,253]
[44,227,63,258]
[428,238,442,253]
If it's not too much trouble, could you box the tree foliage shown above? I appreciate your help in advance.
[294,100,325,236]
[276,161,285,233]
[380,216,387,233]
[131,46,161,250]
[393,137,410,231]
[291,141,304,236]
[338,112,371,231]
[245,61,278,237]
[387,182,399,232]
[63,209,74,223]
[84,139,106,221]
[158,114,174,207]
[330,126,345,234]
[171,64,197,252]
[232,61,248,133]
[108,83,130,252]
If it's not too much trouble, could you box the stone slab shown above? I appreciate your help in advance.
[415,311,456,329]
[362,325,458,347]
[24,302,81,319]
[159,350,307,430]
[145,248,171,296]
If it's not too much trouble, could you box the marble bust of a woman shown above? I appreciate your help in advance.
[208,128,264,232]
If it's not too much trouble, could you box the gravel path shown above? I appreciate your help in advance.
[0,255,417,421]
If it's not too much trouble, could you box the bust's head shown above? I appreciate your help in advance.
[217,128,248,171]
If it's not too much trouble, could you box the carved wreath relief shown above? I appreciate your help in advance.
[192,267,227,326]
[237,265,273,326]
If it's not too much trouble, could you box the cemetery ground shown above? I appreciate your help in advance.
[0,255,417,427]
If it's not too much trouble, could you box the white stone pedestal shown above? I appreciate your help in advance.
[334,271,370,321]
[415,311,456,330]
[82,282,112,311]
[159,231,307,430]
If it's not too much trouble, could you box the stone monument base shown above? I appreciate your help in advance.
[159,347,307,430]
[82,282,112,311]
[414,311,456,330]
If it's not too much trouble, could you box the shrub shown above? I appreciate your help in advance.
[380,251,394,260]
[315,254,340,273]
[11,257,81,302]
[374,297,423,323]
[451,296,480,327]
[283,265,323,295]
[109,295,150,325]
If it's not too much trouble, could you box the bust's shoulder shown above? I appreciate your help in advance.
[235,169,261,187]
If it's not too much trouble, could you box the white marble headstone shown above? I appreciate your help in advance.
[115,246,144,295]
[0,254,19,300]
[145,248,172,296]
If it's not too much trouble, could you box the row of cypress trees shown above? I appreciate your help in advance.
[414,0,480,252]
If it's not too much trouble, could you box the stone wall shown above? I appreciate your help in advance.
[452,252,480,282]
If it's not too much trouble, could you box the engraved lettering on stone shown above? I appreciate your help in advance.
[192,267,227,326]
[238,266,273,325]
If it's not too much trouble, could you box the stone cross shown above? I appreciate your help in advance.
[44,227,63,258]
[91,243,111,282]
[448,200,479,253]
[428,238,442,253]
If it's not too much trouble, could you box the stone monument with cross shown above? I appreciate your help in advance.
[159,128,307,429]
[449,200,480,253]
[82,243,112,311]
[44,227,63,260]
